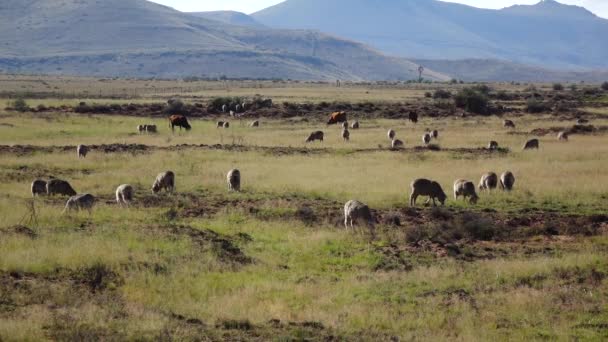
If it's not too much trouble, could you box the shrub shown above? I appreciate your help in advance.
[471,84,492,94]
[11,98,29,112]
[602,82,608,91]
[454,88,489,115]
[424,92,432,98]
[433,89,452,99]
[569,84,578,92]
[166,98,185,114]
[552,83,564,91]
[526,98,552,113]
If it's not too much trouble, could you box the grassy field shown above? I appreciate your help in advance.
[1,79,607,340]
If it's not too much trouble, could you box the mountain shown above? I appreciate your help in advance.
[189,11,265,28]
[0,0,448,81]
[253,0,608,69]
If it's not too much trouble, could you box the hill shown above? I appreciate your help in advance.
[0,0,447,81]
[189,11,266,28]
[253,0,608,69]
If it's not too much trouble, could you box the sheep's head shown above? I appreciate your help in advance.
[152,182,161,194]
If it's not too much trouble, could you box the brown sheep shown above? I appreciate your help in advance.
[77,144,89,158]
[152,171,175,194]
[391,139,404,149]
[146,124,157,133]
[46,179,77,197]
[454,179,479,204]
[410,178,447,206]
[116,184,134,207]
[504,120,516,128]
[557,131,569,141]
[223,122,230,129]
[341,121,349,129]
[342,128,350,141]
[62,194,96,214]
[523,138,540,150]
[479,172,498,191]
[500,171,515,191]
[388,129,396,140]
[306,131,324,143]
[217,121,224,128]
[431,130,439,139]
[488,141,499,150]
[351,121,360,129]
[31,179,47,197]
[423,133,432,145]
[344,200,375,235]
[227,169,241,192]
[409,111,419,123]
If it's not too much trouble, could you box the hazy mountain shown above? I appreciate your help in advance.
[189,11,265,28]
[253,0,608,69]
[0,0,448,81]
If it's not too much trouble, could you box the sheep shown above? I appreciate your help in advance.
[306,131,324,143]
[431,130,439,139]
[500,171,515,191]
[341,121,349,129]
[423,133,432,145]
[138,125,146,133]
[391,139,404,149]
[236,104,242,113]
[343,200,375,235]
[77,144,89,158]
[62,194,96,214]
[478,172,498,191]
[388,129,396,140]
[152,171,175,194]
[351,121,360,129]
[216,121,224,128]
[46,179,77,197]
[453,179,479,204]
[227,169,241,192]
[31,179,47,197]
[342,128,350,141]
[410,178,447,207]
[116,184,134,207]
[146,125,157,133]
[222,104,227,113]
[557,131,569,141]
[523,138,540,150]
[223,122,230,129]
[488,141,499,150]
[504,120,516,128]
[250,120,259,127]
[242,102,248,111]
[576,118,589,125]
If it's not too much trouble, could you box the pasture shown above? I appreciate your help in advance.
[1,77,607,340]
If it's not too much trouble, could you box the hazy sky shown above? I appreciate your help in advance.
[149,0,608,17]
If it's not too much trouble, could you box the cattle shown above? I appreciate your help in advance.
[327,111,347,125]
[342,128,350,141]
[343,200,375,235]
[250,120,260,127]
[409,111,419,123]
[423,133,432,145]
[168,115,191,132]
[388,129,396,140]
[31,179,47,197]
[306,131,324,143]
[454,179,479,204]
[62,194,96,214]
[227,169,241,192]
[217,121,224,128]
[504,120,516,128]
[391,139,404,149]
[152,171,175,194]
[557,131,569,141]
[523,138,540,150]
[116,184,134,207]
[431,130,439,139]
[77,144,89,158]
[500,171,515,191]
[488,141,499,150]
[410,179,447,206]
[351,121,360,129]
[479,172,498,191]
[46,179,77,197]
[223,122,230,129]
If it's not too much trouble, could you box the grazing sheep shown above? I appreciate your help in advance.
[431,130,439,139]
[557,131,569,141]
[306,131,324,143]
[227,169,241,192]
[576,118,589,125]
[391,139,404,149]
[152,171,175,194]
[62,194,96,214]
[46,179,77,197]
[351,121,360,129]
[216,121,224,128]
[250,120,259,127]
[223,122,230,129]
[423,133,432,145]
[410,178,447,207]
[236,104,242,113]
[479,172,498,191]
[344,200,375,234]
[31,179,47,197]
[77,144,89,158]
[222,104,227,113]
[523,138,540,150]
[409,111,418,123]
[242,102,248,111]
[504,120,516,128]
[116,184,134,207]
[342,128,350,141]
[341,121,349,129]
[488,141,499,150]
[138,125,146,133]
[388,129,396,140]
[500,171,515,191]
[454,179,479,204]
[146,125,157,133]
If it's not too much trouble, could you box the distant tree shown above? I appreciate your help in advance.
[454,88,489,115]
[11,98,29,112]
[552,83,564,91]
[601,82,608,91]
[433,89,452,99]
[569,84,577,91]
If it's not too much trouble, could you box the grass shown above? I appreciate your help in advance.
[0,80,607,340]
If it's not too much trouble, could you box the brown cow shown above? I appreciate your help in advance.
[327,111,347,125]
[409,111,419,123]
[168,115,191,132]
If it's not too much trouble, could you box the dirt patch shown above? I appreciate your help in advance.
[530,124,608,136]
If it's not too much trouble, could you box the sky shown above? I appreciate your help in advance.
[149,0,608,17]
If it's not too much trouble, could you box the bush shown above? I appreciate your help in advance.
[166,98,185,114]
[424,92,432,98]
[454,88,489,115]
[471,84,492,94]
[526,98,552,113]
[569,84,578,92]
[602,82,608,91]
[11,98,29,112]
[433,89,452,99]
[553,83,564,91]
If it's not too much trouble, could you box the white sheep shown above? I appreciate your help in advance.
[116,184,134,207]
